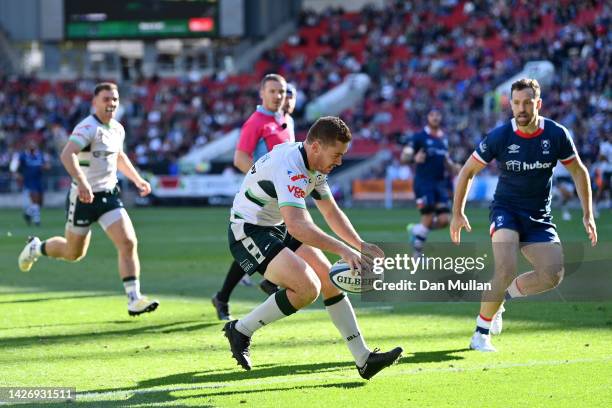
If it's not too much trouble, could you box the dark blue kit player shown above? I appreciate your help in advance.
[450,78,597,352]
[10,140,49,226]
[401,109,460,255]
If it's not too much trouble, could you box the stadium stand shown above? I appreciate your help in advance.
[1,1,609,207]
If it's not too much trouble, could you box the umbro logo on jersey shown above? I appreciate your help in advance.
[479,141,487,152]
[508,144,520,154]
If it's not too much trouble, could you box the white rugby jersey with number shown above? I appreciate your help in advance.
[230,142,331,240]
[68,114,125,192]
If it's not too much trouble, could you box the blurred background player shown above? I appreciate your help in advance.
[212,74,296,321]
[17,82,159,317]
[401,109,459,256]
[593,132,611,217]
[283,83,297,139]
[552,162,575,221]
[222,116,402,378]
[450,78,597,352]
[10,140,50,226]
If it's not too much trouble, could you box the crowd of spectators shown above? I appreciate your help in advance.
[0,0,609,202]
[272,0,609,168]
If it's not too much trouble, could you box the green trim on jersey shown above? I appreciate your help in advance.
[233,211,245,219]
[69,136,87,148]
[245,189,268,207]
[79,160,90,167]
[279,202,306,209]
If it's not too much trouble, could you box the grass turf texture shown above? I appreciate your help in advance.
[0,207,610,407]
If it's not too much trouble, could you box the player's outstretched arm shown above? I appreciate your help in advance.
[314,196,384,260]
[60,141,93,203]
[565,158,598,246]
[280,205,371,271]
[117,151,151,197]
[233,149,253,174]
[450,156,485,244]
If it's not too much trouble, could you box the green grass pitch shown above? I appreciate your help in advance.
[0,207,610,407]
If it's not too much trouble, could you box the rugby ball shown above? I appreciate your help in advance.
[329,261,376,294]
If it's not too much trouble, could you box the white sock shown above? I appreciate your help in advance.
[325,294,370,367]
[476,314,492,334]
[34,239,43,257]
[123,278,141,302]
[505,277,526,299]
[236,289,297,337]
[412,223,429,250]
[31,204,40,223]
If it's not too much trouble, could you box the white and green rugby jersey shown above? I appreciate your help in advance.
[68,114,125,192]
[230,142,331,239]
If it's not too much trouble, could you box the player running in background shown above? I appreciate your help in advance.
[450,78,597,352]
[223,116,402,378]
[552,162,574,221]
[401,109,459,255]
[211,75,297,321]
[10,140,50,226]
[593,133,611,216]
[18,82,159,316]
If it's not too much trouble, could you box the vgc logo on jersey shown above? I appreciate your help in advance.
[287,185,305,198]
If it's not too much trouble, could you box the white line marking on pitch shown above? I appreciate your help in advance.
[74,356,612,401]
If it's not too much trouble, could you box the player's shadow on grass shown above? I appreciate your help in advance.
[76,380,365,407]
[0,293,111,304]
[399,348,470,365]
[143,360,356,388]
[0,320,123,331]
[89,360,358,397]
[33,382,365,407]
[0,320,218,348]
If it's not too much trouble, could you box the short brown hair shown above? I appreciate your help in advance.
[94,82,119,96]
[306,116,352,145]
[511,78,541,99]
[260,73,286,90]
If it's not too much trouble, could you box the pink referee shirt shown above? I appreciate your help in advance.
[236,106,293,160]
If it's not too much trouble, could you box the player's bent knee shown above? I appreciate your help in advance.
[295,271,321,305]
[117,237,137,253]
[302,276,321,304]
[541,265,564,288]
[493,267,516,284]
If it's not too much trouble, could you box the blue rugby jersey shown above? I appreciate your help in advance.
[408,126,448,182]
[19,150,46,189]
[472,117,577,214]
